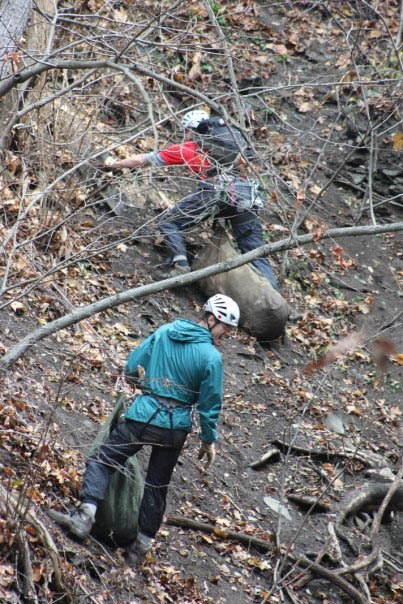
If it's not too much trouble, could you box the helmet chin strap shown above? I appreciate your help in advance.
[207,316,220,333]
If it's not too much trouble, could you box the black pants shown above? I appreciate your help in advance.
[80,420,188,539]
[158,184,280,291]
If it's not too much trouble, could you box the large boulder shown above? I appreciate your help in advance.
[194,228,290,341]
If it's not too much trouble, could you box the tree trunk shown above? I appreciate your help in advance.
[0,0,33,138]
[18,0,56,195]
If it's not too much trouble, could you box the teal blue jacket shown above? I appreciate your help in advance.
[125,319,223,443]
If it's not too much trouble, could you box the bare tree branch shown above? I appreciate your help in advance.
[1,221,402,369]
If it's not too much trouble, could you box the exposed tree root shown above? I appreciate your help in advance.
[335,469,403,580]
[288,554,369,604]
[286,493,332,513]
[166,515,369,604]
[336,482,403,527]
[273,439,389,468]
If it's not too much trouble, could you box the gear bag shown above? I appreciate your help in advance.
[193,117,249,168]
[193,227,290,341]
[87,394,144,546]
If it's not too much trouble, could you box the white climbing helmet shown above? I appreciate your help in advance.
[181,109,209,129]
[203,294,240,327]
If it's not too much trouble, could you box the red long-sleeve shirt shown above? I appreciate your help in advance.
[156,142,211,179]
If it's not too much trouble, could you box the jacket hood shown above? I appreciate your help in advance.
[168,319,212,344]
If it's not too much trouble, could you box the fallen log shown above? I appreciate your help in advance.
[167,515,368,604]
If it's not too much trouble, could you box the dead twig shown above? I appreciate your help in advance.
[165,515,274,551]
[286,493,332,513]
[380,308,403,331]
[15,530,38,603]
[327,522,344,563]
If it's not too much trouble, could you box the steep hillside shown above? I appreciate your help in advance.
[0,1,402,603]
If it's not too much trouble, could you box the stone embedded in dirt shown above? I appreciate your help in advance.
[264,496,292,521]
[365,467,396,482]
[323,412,345,435]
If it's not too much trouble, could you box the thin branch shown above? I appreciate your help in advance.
[0,57,399,107]
[113,0,185,62]
[0,69,98,150]
[397,0,403,49]
[203,0,246,129]
[367,131,377,226]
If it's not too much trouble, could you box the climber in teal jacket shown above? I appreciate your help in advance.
[48,294,240,568]
[125,318,223,443]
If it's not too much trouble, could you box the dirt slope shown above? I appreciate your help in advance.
[0,1,402,603]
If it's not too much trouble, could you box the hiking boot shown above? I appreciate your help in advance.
[125,533,152,567]
[48,503,96,540]
[167,261,191,278]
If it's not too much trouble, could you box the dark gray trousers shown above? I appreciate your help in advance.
[158,184,280,291]
[80,419,188,538]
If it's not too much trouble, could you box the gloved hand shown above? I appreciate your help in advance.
[197,442,216,471]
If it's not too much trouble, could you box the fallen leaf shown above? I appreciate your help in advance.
[296,190,305,209]
[392,132,403,151]
[332,245,353,270]
[266,43,289,55]
[347,405,362,416]
[394,353,403,365]
[3,50,21,66]
[309,184,322,195]
[10,301,26,315]
[298,101,315,112]
[255,55,270,65]
[357,302,370,314]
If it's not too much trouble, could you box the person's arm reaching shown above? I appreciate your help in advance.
[106,142,209,175]
[108,153,147,170]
